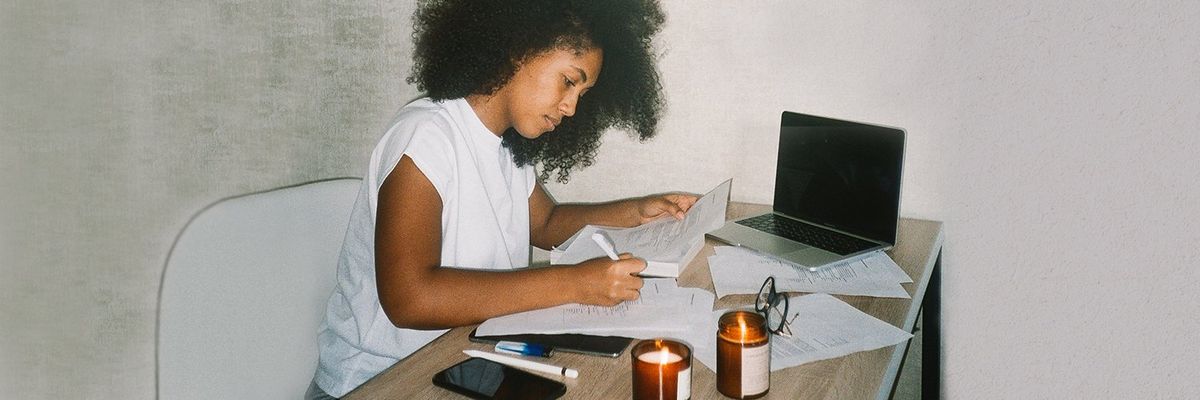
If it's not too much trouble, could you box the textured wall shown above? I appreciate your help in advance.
[1,0,419,397]
[3,0,1198,398]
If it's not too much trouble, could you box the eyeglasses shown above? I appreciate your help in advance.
[755,276,797,337]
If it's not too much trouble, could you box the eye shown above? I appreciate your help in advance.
[563,75,577,88]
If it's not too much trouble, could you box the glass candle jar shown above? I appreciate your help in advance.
[631,339,692,400]
[716,310,770,399]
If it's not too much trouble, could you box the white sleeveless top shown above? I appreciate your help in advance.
[315,98,536,397]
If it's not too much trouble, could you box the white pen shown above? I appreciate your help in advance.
[463,350,580,379]
[591,231,620,260]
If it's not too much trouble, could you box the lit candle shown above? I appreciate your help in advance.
[631,339,691,400]
[717,310,770,399]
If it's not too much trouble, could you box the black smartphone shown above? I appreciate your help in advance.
[432,357,567,400]
[469,328,632,358]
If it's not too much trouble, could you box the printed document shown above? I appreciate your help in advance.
[476,279,715,339]
[688,293,913,373]
[550,179,731,277]
[708,246,911,299]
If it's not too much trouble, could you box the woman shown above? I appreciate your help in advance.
[309,0,687,397]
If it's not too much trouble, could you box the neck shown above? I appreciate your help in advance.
[465,94,508,137]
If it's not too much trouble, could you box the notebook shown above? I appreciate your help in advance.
[706,111,905,271]
[468,328,632,358]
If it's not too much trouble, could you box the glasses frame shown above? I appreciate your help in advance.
[754,276,796,337]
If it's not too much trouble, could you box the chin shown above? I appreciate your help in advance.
[514,127,549,140]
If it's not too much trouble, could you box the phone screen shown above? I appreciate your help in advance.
[432,357,567,400]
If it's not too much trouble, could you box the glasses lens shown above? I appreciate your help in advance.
[756,277,775,311]
[767,305,787,333]
[757,277,792,335]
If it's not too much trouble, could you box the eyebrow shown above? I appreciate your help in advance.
[570,66,589,84]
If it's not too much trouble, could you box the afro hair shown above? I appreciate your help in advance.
[407,0,666,182]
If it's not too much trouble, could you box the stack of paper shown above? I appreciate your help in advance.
[476,279,715,340]
[685,293,914,373]
[707,246,913,299]
[478,289,912,374]
[549,180,731,278]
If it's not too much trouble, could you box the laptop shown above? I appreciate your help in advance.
[707,111,905,271]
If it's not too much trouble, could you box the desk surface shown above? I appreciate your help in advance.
[344,203,944,400]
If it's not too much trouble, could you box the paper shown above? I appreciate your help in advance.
[708,246,911,299]
[550,179,731,277]
[689,293,913,373]
[476,279,716,340]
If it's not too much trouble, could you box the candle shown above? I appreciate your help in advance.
[631,339,691,400]
[716,310,770,399]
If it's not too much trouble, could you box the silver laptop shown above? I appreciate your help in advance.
[707,111,905,271]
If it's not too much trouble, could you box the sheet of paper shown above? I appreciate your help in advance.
[476,279,716,340]
[550,179,730,266]
[689,293,913,373]
[708,246,911,299]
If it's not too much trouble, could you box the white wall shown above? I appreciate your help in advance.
[554,1,1200,398]
[2,0,1198,398]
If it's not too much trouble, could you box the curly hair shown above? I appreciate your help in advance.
[407,0,666,183]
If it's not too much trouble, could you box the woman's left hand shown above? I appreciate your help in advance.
[634,193,699,225]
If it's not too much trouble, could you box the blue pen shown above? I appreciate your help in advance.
[495,341,553,357]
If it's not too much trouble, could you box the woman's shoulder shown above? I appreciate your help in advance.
[390,97,458,133]
[372,98,468,161]
[375,98,465,148]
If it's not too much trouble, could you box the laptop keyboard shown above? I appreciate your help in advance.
[735,214,878,256]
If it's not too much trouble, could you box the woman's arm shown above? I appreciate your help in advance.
[528,183,699,250]
[375,156,646,330]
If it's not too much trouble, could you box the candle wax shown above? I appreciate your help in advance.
[637,351,683,364]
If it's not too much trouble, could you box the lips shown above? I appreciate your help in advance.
[544,116,561,131]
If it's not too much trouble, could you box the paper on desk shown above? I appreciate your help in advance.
[549,179,731,277]
[689,293,913,373]
[708,246,911,299]
[476,279,716,340]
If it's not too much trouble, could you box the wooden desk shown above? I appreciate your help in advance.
[345,203,944,400]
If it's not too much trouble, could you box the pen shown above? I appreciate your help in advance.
[463,350,580,379]
[495,340,553,357]
[591,231,620,260]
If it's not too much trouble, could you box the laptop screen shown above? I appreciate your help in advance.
[772,112,904,245]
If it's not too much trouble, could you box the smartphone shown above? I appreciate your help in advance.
[469,328,632,358]
[432,357,567,400]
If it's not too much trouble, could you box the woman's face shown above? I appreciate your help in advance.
[493,46,603,139]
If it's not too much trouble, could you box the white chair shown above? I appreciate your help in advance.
[158,178,360,399]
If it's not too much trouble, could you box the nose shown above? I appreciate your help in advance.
[559,94,579,117]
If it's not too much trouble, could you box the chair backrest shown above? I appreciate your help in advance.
[157,178,361,399]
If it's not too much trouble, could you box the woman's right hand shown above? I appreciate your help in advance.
[575,254,646,307]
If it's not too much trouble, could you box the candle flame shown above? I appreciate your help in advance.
[739,315,747,337]
[658,347,670,364]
